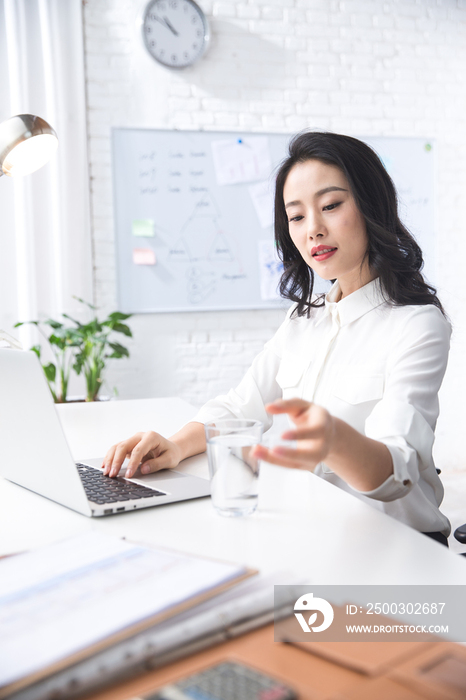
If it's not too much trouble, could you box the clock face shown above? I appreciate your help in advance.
[142,0,210,69]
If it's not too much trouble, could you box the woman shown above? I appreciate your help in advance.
[104,131,451,542]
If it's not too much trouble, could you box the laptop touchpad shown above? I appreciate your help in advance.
[141,470,186,483]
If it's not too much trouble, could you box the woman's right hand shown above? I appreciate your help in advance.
[102,431,183,479]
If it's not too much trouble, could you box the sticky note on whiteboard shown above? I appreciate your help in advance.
[132,219,154,237]
[133,248,156,265]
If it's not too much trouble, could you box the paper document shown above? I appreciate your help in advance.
[248,180,274,229]
[0,532,251,696]
[211,137,272,186]
[12,572,300,700]
[258,239,283,301]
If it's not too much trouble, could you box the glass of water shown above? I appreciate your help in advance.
[205,419,263,517]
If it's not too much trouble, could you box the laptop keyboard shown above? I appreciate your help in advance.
[76,463,166,504]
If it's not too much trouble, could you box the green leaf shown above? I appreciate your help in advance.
[111,322,132,337]
[30,345,41,360]
[43,362,56,383]
[64,329,82,345]
[62,313,83,328]
[73,354,85,375]
[79,319,102,335]
[14,320,38,327]
[108,341,129,358]
[49,334,67,350]
[107,311,132,321]
[46,319,64,330]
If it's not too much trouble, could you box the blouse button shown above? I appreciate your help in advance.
[403,479,411,486]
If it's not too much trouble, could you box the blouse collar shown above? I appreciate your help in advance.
[319,278,387,327]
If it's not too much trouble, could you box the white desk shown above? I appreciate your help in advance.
[2,397,466,585]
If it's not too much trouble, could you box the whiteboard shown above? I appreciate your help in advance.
[111,129,435,313]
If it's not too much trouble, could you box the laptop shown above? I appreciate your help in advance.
[0,349,210,517]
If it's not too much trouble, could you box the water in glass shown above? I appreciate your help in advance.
[207,434,260,517]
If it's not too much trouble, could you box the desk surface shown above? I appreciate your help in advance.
[2,397,466,585]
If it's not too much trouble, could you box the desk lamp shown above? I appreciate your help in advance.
[0,114,58,349]
[0,113,58,177]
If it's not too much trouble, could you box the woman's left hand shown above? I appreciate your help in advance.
[251,398,336,471]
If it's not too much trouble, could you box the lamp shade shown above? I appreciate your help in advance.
[0,114,58,177]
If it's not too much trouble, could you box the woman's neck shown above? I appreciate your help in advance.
[338,268,377,300]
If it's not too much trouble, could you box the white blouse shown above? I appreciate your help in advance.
[194,279,452,536]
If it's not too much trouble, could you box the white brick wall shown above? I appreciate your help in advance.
[83,0,466,470]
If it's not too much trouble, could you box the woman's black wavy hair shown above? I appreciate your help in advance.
[274,131,445,318]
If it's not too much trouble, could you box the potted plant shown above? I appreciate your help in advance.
[14,319,82,403]
[66,299,132,402]
[15,298,133,402]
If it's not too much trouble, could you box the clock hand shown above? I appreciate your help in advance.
[153,15,179,36]
[162,15,179,36]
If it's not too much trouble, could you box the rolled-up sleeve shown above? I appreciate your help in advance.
[361,305,451,502]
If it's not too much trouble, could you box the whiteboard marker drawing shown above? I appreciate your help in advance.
[186,267,216,304]
[208,232,235,262]
[169,237,193,262]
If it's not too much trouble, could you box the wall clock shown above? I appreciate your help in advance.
[141,0,210,69]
